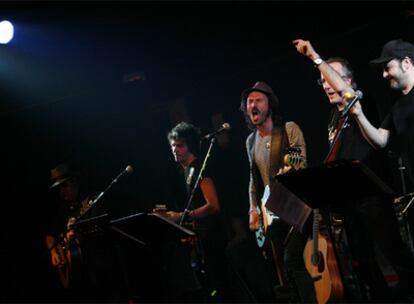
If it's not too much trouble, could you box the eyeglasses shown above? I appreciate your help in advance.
[317,75,349,86]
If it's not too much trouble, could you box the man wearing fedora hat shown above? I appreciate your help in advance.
[45,161,125,301]
[46,162,86,268]
[294,38,414,302]
[240,81,316,302]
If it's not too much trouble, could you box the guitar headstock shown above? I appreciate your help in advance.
[283,147,306,171]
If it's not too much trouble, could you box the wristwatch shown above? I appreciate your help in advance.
[313,58,323,66]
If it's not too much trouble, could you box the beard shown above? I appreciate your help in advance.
[389,78,403,91]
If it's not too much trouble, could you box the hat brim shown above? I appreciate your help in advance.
[370,56,394,65]
[49,176,71,189]
[241,88,277,103]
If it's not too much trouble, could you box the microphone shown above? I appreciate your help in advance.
[341,90,363,117]
[113,165,134,183]
[186,167,195,185]
[203,123,231,140]
[90,165,134,206]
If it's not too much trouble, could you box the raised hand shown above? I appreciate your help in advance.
[293,39,320,61]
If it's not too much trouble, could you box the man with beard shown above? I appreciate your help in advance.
[294,38,414,302]
[352,39,414,198]
[240,81,316,302]
[45,161,125,302]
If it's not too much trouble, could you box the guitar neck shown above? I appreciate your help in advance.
[313,209,320,256]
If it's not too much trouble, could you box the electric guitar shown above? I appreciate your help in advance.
[303,209,344,304]
[255,185,274,248]
[255,149,306,248]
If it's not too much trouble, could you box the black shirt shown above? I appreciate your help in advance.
[328,107,390,184]
[381,87,414,192]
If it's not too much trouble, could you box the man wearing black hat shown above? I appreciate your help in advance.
[350,39,414,195]
[294,38,414,302]
[45,161,125,302]
[240,81,316,302]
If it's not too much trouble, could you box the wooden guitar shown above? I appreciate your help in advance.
[303,209,344,304]
[56,196,96,289]
[55,231,82,289]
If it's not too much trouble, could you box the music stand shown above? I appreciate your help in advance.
[109,213,196,247]
[270,159,392,209]
[70,213,110,239]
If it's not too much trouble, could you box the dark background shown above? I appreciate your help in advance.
[1,1,414,301]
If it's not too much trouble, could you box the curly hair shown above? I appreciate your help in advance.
[240,91,283,130]
[167,121,201,157]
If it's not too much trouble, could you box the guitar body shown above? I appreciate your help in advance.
[303,210,344,304]
[303,233,344,303]
[56,244,70,289]
[255,186,280,248]
[55,224,84,289]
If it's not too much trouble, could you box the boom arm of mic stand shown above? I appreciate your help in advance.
[77,175,121,221]
[179,137,217,226]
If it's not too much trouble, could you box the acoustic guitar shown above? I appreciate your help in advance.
[56,196,96,289]
[55,229,82,289]
[303,209,344,304]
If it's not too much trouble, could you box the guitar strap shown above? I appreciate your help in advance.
[269,124,289,186]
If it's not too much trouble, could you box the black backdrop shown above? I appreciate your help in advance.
[1,1,413,301]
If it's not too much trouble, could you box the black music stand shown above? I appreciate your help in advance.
[109,213,196,247]
[70,213,110,238]
[71,212,195,247]
[269,159,392,210]
[267,159,394,301]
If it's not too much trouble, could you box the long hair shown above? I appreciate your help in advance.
[239,91,283,130]
[167,121,201,157]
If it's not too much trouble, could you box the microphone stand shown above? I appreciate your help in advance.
[392,154,414,255]
[179,137,217,226]
[178,137,217,301]
[77,170,126,221]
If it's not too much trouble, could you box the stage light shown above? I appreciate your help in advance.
[0,20,14,44]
